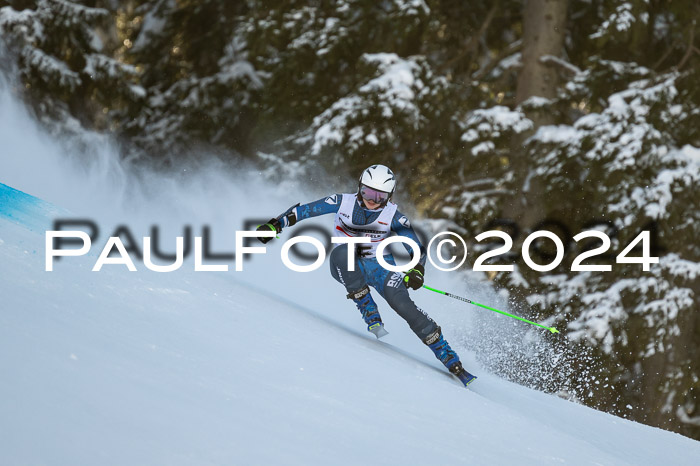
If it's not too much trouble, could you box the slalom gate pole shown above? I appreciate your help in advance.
[422,285,559,334]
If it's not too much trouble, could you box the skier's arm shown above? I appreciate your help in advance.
[256,194,342,243]
[391,211,427,267]
[277,193,342,228]
[392,210,427,290]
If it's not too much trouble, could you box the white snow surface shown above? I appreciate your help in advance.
[1,83,700,465]
[2,202,700,466]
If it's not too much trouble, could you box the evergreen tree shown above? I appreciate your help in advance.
[0,0,142,136]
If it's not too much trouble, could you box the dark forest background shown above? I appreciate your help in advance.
[1,0,698,439]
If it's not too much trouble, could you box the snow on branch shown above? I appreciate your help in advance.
[24,46,81,90]
[36,0,108,27]
[84,54,138,80]
[539,54,582,78]
[0,6,44,42]
[590,2,646,40]
[306,53,443,157]
[460,106,533,152]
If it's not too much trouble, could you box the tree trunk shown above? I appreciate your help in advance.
[502,0,569,231]
[516,0,568,105]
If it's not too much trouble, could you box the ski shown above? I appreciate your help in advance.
[368,322,389,339]
[456,370,477,387]
[449,361,477,387]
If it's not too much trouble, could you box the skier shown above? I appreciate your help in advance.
[256,164,476,387]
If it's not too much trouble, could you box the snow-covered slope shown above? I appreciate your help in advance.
[1,183,699,466]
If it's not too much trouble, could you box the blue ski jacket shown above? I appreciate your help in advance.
[277,193,427,266]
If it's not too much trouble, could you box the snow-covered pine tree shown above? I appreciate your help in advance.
[423,0,700,438]
[119,0,262,160]
[0,0,142,137]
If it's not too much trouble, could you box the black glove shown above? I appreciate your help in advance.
[256,217,282,244]
[403,263,425,290]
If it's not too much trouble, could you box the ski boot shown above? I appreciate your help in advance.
[424,327,477,387]
[347,285,388,338]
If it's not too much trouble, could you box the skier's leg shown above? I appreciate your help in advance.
[380,271,438,340]
[422,326,477,386]
[329,244,384,334]
[379,270,476,386]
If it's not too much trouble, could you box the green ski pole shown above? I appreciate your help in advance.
[422,285,559,334]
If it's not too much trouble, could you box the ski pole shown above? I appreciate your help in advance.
[422,285,559,334]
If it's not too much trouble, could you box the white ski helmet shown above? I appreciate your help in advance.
[358,164,396,205]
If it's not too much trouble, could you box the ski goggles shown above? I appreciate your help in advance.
[360,185,390,204]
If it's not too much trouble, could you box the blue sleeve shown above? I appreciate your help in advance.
[278,193,342,227]
[391,209,427,267]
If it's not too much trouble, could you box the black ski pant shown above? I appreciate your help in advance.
[329,243,437,341]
